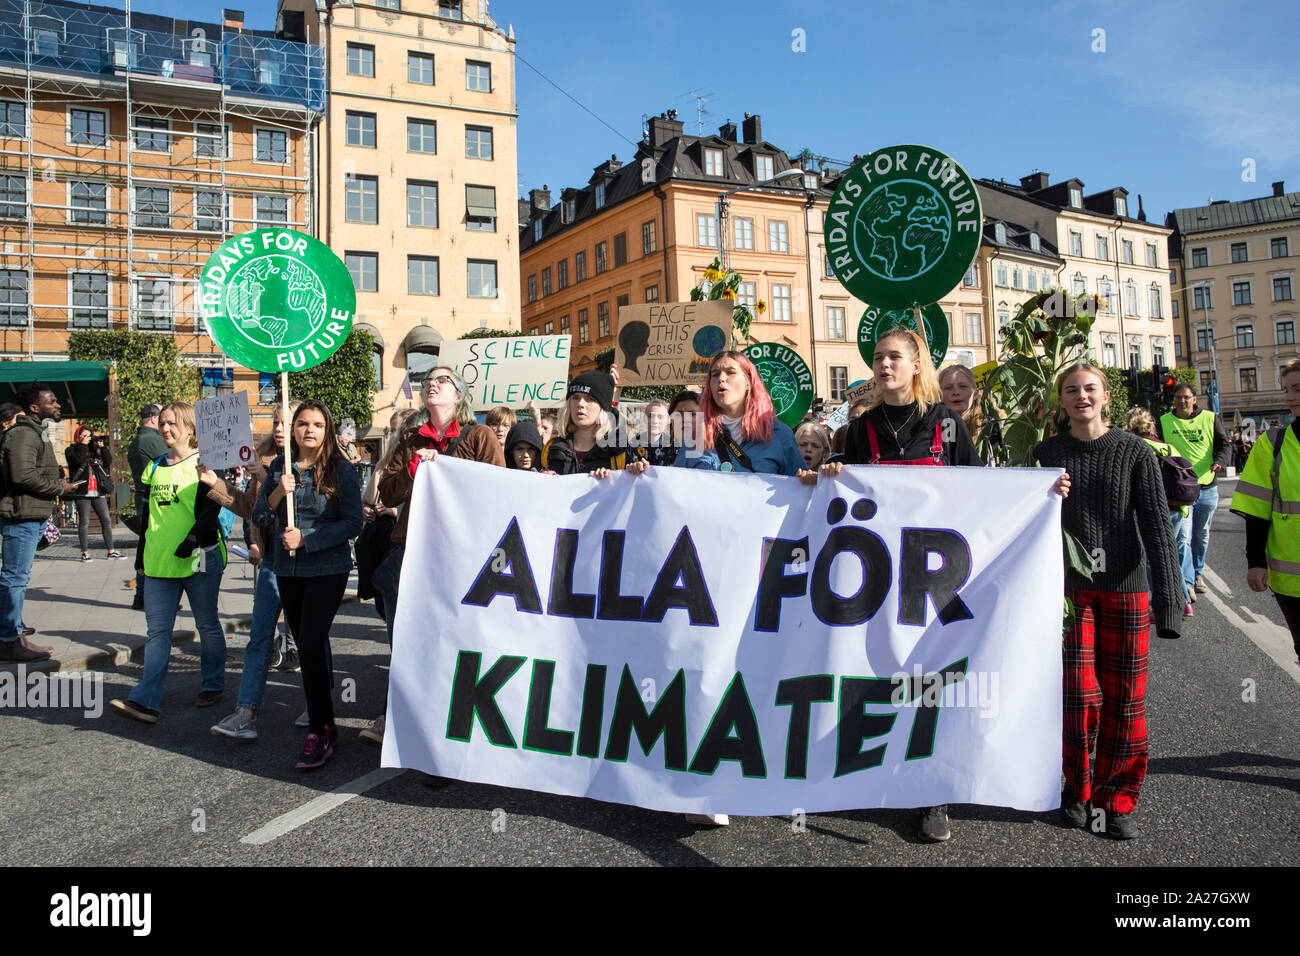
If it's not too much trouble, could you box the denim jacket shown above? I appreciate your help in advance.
[253,456,364,577]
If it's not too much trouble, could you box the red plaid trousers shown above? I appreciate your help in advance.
[1063,588,1150,814]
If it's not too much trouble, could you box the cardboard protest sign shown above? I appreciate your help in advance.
[973,360,999,391]
[385,458,1065,815]
[436,334,571,410]
[195,390,254,470]
[845,378,875,405]
[614,300,731,387]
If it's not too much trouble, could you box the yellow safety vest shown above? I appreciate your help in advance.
[1229,425,1300,597]
[1160,410,1217,485]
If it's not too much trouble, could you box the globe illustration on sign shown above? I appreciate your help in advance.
[853,178,953,282]
[755,360,798,416]
[692,324,727,358]
[224,256,328,350]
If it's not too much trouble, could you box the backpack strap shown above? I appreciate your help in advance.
[930,423,943,462]
[864,420,881,464]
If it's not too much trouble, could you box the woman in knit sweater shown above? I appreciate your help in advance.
[1034,363,1182,841]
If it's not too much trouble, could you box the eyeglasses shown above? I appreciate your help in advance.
[428,374,459,392]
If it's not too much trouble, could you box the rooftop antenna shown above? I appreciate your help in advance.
[676,89,714,134]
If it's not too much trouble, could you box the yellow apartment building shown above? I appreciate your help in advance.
[280,0,520,415]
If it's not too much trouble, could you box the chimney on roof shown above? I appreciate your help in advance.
[529,185,551,218]
[1273,181,1286,197]
[648,111,683,150]
[518,197,531,226]
[718,119,737,142]
[1020,171,1049,193]
[223,9,244,30]
[742,113,762,145]
[1137,194,1147,222]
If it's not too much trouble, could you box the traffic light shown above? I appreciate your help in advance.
[1161,372,1178,403]
[1124,367,1140,401]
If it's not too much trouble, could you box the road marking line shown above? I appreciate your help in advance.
[1203,565,1232,597]
[241,767,406,846]
[1199,586,1300,685]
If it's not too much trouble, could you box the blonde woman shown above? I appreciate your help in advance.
[794,420,831,470]
[939,364,984,445]
[541,370,640,474]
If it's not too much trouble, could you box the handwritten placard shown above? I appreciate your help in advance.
[436,335,571,410]
[614,300,732,387]
[195,390,254,471]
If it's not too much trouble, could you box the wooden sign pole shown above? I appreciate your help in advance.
[281,371,296,556]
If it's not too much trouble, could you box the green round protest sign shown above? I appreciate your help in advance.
[198,229,356,374]
[744,342,814,428]
[858,303,949,367]
[825,145,981,309]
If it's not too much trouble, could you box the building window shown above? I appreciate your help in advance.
[1128,342,1142,368]
[345,113,376,149]
[133,185,170,228]
[613,233,627,267]
[69,108,107,146]
[255,127,289,162]
[438,0,463,19]
[0,100,25,137]
[1148,284,1163,318]
[254,194,288,226]
[597,302,610,338]
[1271,237,1289,259]
[594,183,606,209]
[642,220,656,255]
[408,256,439,295]
[1072,273,1086,296]
[70,271,109,328]
[965,312,982,345]
[560,199,575,224]
[1116,196,1128,217]
[133,115,170,152]
[768,220,789,253]
[1152,343,1165,368]
[1069,230,1082,257]
[1240,368,1258,393]
[575,250,586,282]
[1274,276,1293,301]
[345,176,378,223]
[1098,277,1113,312]
[1233,281,1252,306]
[526,274,537,303]
[194,122,227,158]
[1191,247,1208,268]
[345,252,377,292]
[994,222,1007,245]
[559,314,570,333]
[1028,271,1038,292]
[704,148,723,176]
[1172,299,1180,319]
[644,285,659,303]
[134,277,172,331]
[69,181,107,225]
[1121,239,1134,264]
[1236,324,1254,349]
[557,258,568,289]
[826,306,845,340]
[1043,271,1052,290]
[466,184,496,231]
[1101,341,1117,367]
[1012,267,1023,290]
[1193,285,1212,311]
[408,118,437,153]
[1231,241,1248,263]
[1095,235,1109,261]
[995,264,1008,286]
[1174,334,1182,357]
[824,254,834,278]
[532,220,542,243]
[804,174,818,190]
[963,266,977,287]
[465,125,493,160]
[467,259,497,297]
[1196,328,1211,352]
[0,269,27,327]
[1277,320,1295,345]
[578,309,589,344]
[594,241,607,274]
[737,281,756,308]
[1029,231,1041,252]
[734,217,754,250]
[406,180,438,228]
[541,267,552,297]
[829,366,848,402]
[348,43,375,77]
[466,60,491,92]
[1198,371,1213,394]
[1069,187,1082,208]
[772,284,792,322]
[543,320,553,335]
[1146,242,1158,268]
[194,190,227,232]
[1124,280,1139,317]
[408,52,434,85]
[754,154,774,181]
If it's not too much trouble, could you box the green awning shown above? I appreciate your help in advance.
[0,361,112,417]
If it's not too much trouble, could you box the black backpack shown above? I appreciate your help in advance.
[1153,443,1201,507]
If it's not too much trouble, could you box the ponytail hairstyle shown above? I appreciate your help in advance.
[938,363,983,438]
[697,350,775,450]
[289,399,344,501]
[872,329,940,414]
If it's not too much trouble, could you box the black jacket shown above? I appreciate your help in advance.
[66,441,112,497]
[843,402,980,466]
[0,415,63,520]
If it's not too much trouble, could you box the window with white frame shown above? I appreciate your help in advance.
[594,241,607,274]
[1098,277,1113,312]
[134,276,172,330]
[597,302,610,338]
[577,309,589,344]
[194,122,227,158]
[1148,283,1163,318]
[408,52,434,85]
[1146,242,1158,267]
[768,220,789,253]
[1028,271,1038,292]
[465,60,491,91]
[644,285,659,303]
[754,154,774,181]
[0,100,25,137]
[1124,280,1139,316]
[824,253,834,278]
[1013,267,1023,290]
[345,176,377,223]
[347,43,374,77]
[826,306,845,340]
[543,320,553,335]
[532,220,541,243]
[594,183,606,209]
[1231,241,1248,263]
[345,251,377,292]
[1274,276,1293,301]
[696,212,717,247]
[466,184,496,232]
[642,220,656,255]
[1069,230,1082,256]
[467,259,497,297]
[829,366,848,402]
[1072,273,1086,296]
[1116,196,1128,217]
[133,115,170,152]
[1277,320,1296,345]
[407,118,436,153]
[0,174,24,219]
[0,270,29,327]
[1193,285,1212,310]
[772,284,792,322]
[995,264,1007,286]
[70,181,107,225]
[1271,237,1289,258]
[1233,281,1252,306]
[526,274,536,303]
[1235,323,1255,348]
[1069,187,1082,208]
[1121,239,1134,264]
[1191,247,1208,268]
[1128,341,1141,368]
[194,190,226,232]
[255,127,289,162]
[704,148,723,176]
[345,113,375,149]
[557,258,568,289]
[963,266,977,287]
[1174,334,1182,357]
[965,312,982,344]
[438,0,462,18]
[541,267,551,297]
[1240,367,1258,392]
[574,250,586,281]
[737,281,756,308]
[1101,341,1117,366]
[406,180,438,228]
[1172,299,1179,318]
[734,217,754,250]
[994,223,1006,244]
[1095,234,1109,261]
[69,108,106,146]
[70,271,109,328]
[255,194,288,226]
[133,185,169,228]
[408,256,439,295]
[465,125,493,159]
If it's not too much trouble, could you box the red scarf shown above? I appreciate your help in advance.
[407,419,462,477]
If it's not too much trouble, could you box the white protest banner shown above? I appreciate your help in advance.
[195,390,254,470]
[615,300,732,387]
[384,459,1064,815]
[435,334,571,410]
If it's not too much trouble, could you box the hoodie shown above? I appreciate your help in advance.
[505,421,545,470]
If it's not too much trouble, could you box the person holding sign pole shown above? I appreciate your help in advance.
[254,400,364,769]
[109,402,229,723]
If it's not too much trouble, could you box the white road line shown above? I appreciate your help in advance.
[1199,584,1300,685]
[1202,566,1233,597]
[241,767,406,846]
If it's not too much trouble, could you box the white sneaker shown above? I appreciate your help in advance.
[211,707,257,740]
[684,813,730,826]
[294,708,309,728]
[359,714,385,747]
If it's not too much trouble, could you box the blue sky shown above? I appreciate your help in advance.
[158,0,1298,220]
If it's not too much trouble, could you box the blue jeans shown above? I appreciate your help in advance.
[129,546,226,712]
[0,519,44,641]
[1152,509,1196,597]
[1190,483,1220,578]
[237,565,282,711]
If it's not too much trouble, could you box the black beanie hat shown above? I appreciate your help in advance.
[567,370,615,412]
[504,420,545,468]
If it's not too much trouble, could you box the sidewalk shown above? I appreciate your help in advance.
[3,524,262,675]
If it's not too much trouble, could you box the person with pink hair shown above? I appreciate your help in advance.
[672,350,804,476]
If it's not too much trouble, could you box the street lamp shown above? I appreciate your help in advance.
[715,168,808,271]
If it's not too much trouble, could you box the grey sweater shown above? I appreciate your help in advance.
[1035,427,1182,638]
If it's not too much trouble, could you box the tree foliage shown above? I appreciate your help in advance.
[279,328,379,428]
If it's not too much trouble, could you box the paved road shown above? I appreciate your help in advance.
[2,478,1296,866]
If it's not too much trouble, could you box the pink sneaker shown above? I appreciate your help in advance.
[1183,602,1194,618]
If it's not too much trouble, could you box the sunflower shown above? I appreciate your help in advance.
[756,299,767,313]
